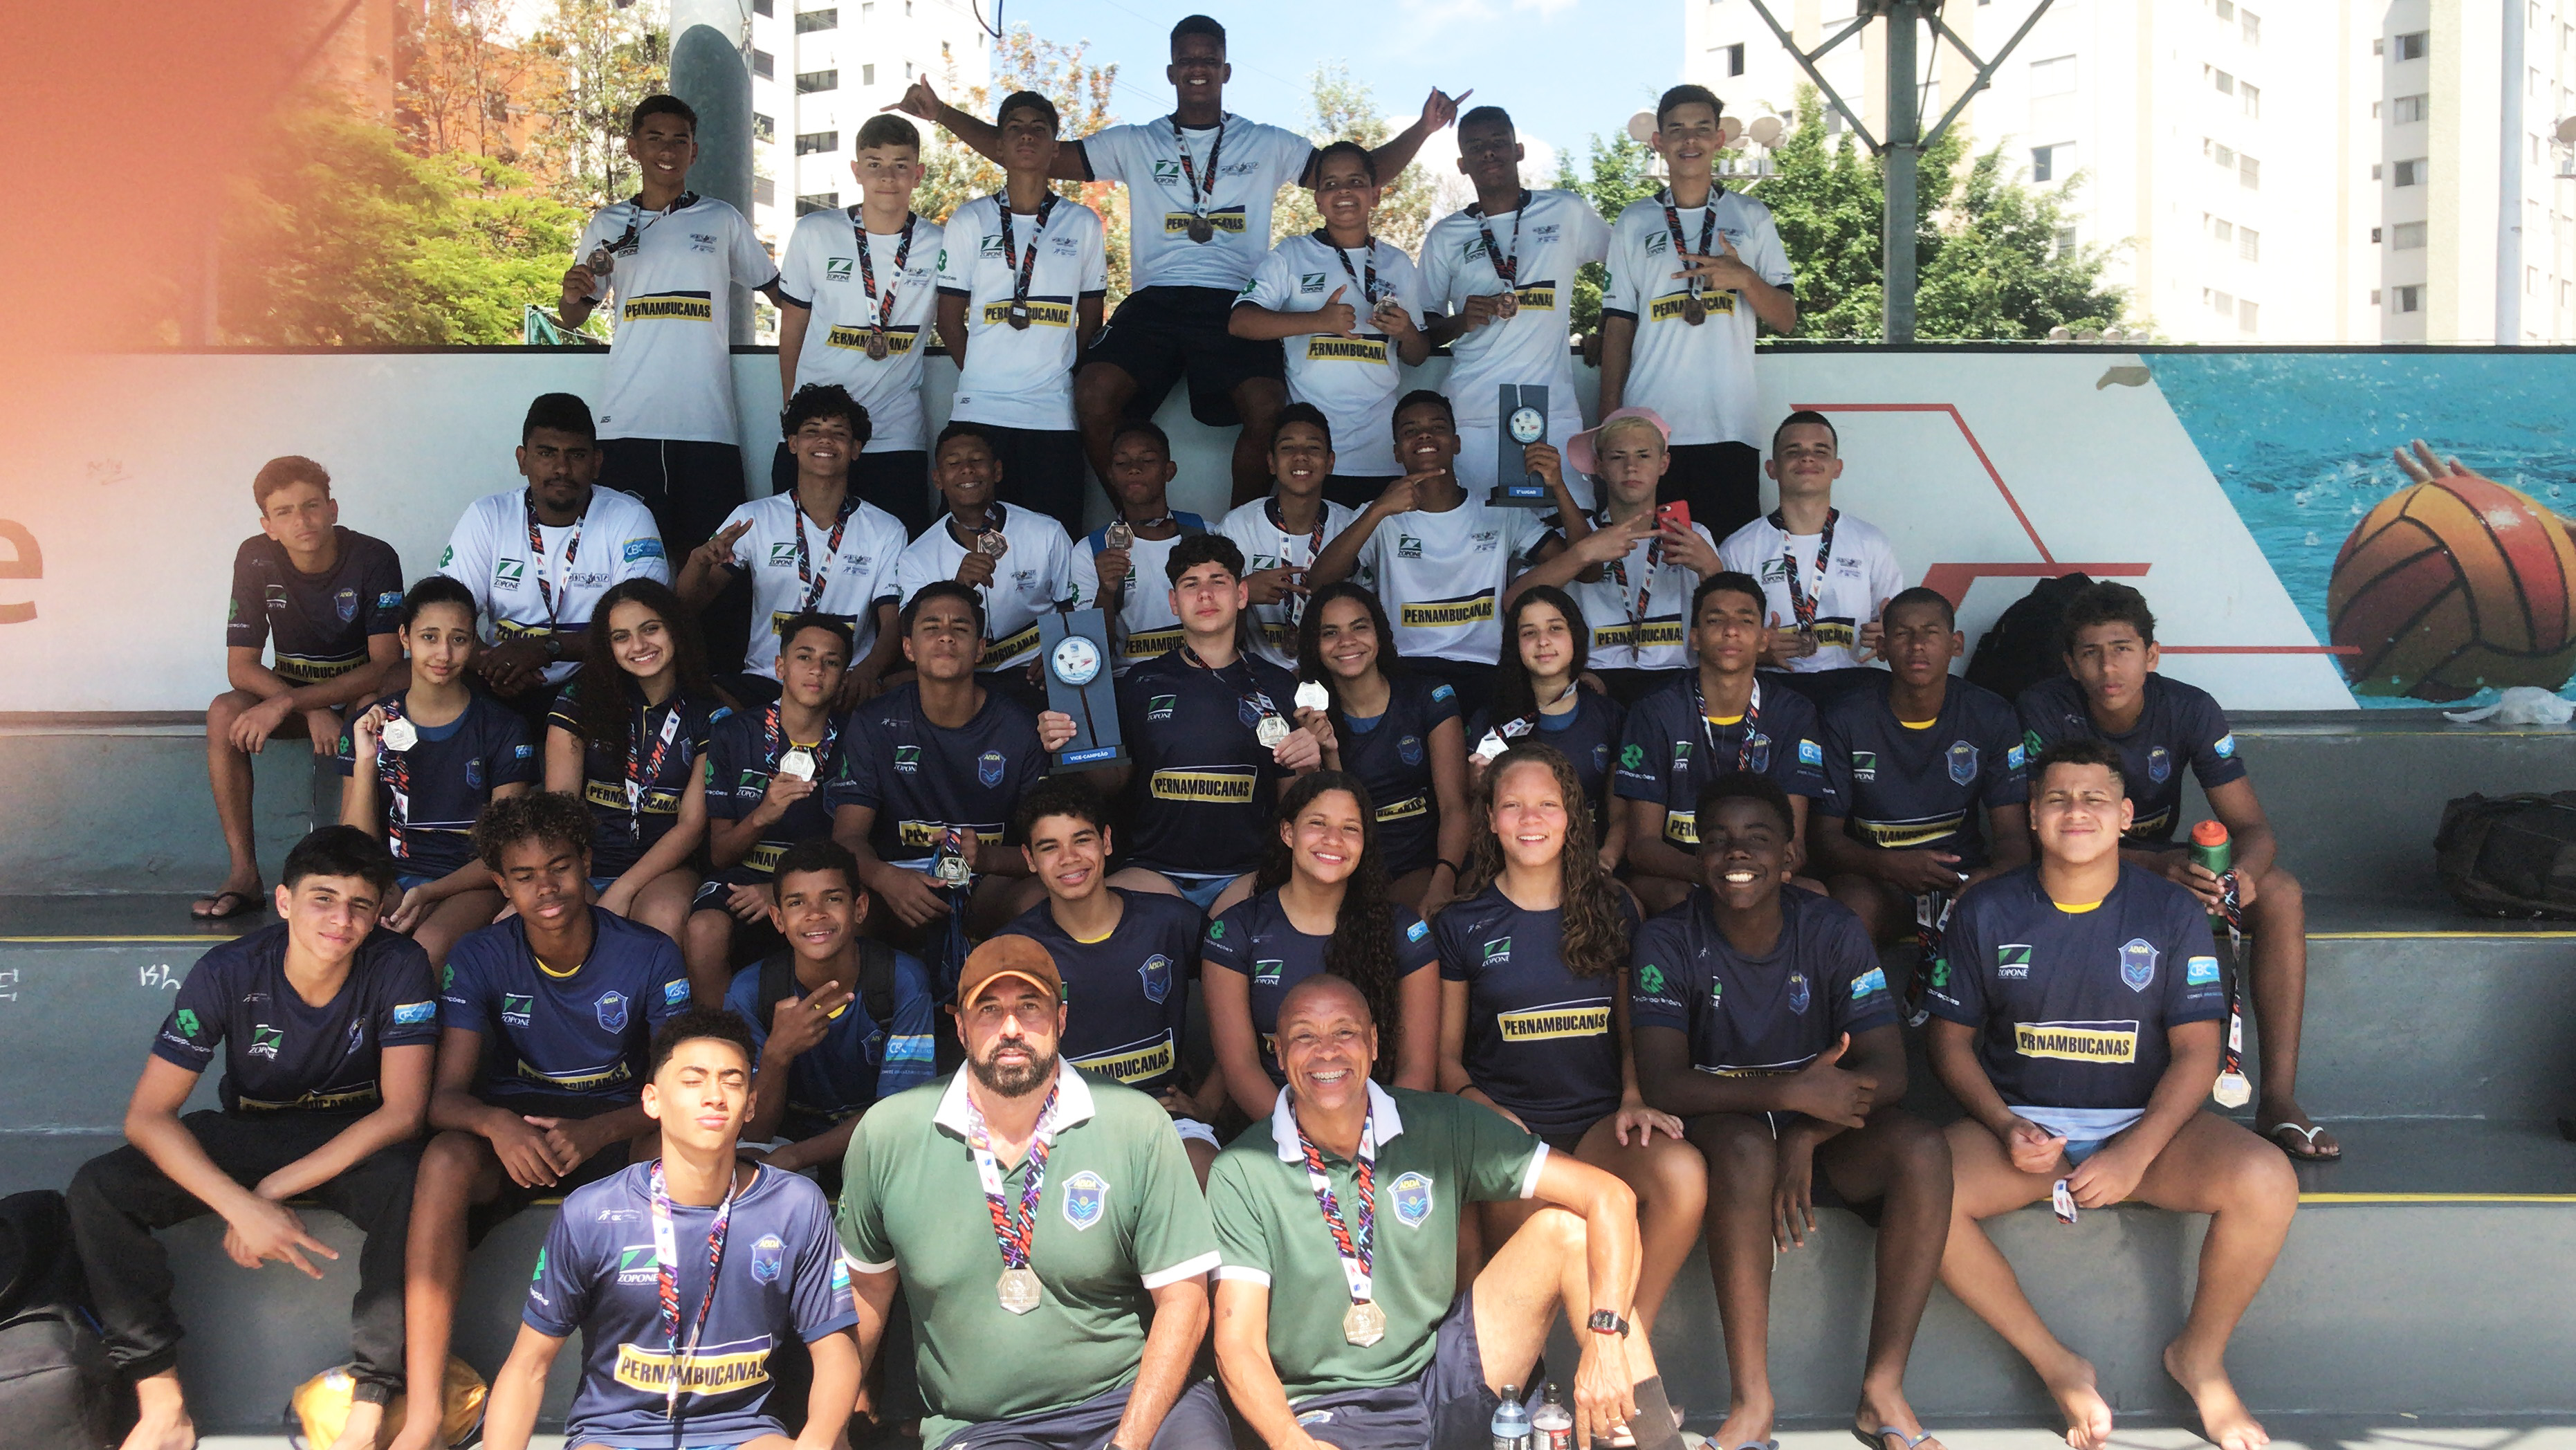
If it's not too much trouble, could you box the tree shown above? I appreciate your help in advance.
[1269,64,1437,255]
[217,104,589,345]
[398,0,534,165]
[1553,128,1664,338]
[913,28,1130,308]
[518,0,668,210]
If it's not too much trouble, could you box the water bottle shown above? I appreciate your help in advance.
[1531,1383,1575,1450]
[1490,1384,1533,1450]
[2189,819,2232,908]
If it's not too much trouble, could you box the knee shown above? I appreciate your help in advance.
[64,1153,125,1215]
[2223,1137,2301,1217]
[1884,1114,1955,1182]
[1074,364,1130,411]
[205,692,244,732]
[2254,864,2303,920]
[1524,1203,1590,1257]
[1690,1117,1775,1183]
[1646,1139,1711,1210]
[414,1132,481,1192]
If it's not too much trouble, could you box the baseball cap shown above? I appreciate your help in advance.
[1565,406,1672,478]
[956,935,1061,1007]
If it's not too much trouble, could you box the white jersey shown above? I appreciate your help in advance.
[778,208,945,453]
[1601,188,1794,448]
[717,490,910,678]
[1220,497,1365,670]
[1240,234,1428,476]
[575,194,778,444]
[936,192,1107,432]
[1068,515,1213,672]
[1351,496,1549,666]
[894,504,1076,671]
[437,486,670,685]
[1716,510,1906,673]
[1550,515,1720,672]
[1424,188,1611,488]
[1078,114,1314,291]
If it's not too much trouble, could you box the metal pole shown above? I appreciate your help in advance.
[2499,0,2526,345]
[668,0,757,344]
[1884,0,1922,342]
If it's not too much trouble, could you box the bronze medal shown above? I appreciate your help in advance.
[1683,295,1709,326]
[1343,1299,1388,1348]
[1186,214,1215,245]
[1006,302,1033,331]
[997,1265,1042,1314]
[865,329,890,361]
[1496,291,1520,320]
[585,245,616,278]
[976,529,1009,558]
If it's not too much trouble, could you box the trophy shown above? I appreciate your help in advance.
[1040,607,1125,771]
[1491,383,1555,508]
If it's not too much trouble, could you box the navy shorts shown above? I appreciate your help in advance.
[1087,286,1284,428]
[930,1376,1231,1450]
[1291,1290,1498,1450]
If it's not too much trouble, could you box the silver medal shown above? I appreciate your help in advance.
[997,1265,1042,1314]
[2211,1070,2253,1109]
[380,717,418,753]
[1105,521,1133,551]
[1474,730,1508,762]
[1342,1298,1387,1348]
[775,749,815,782]
[1294,681,1331,713]
[1255,714,1291,749]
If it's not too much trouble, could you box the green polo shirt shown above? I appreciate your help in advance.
[838,1065,1220,1445]
[1207,1083,1544,1402]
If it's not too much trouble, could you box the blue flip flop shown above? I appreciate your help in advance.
[1852,1429,1935,1450]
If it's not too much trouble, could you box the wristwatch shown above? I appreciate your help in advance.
[1585,1310,1629,1337]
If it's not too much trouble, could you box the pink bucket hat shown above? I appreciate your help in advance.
[1564,406,1672,477]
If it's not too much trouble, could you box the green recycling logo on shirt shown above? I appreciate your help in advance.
[1637,964,1664,995]
[1620,743,1644,771]
[174,1009,201,1040]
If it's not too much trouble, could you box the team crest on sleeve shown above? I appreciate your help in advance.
[1406,919,1429,943]
[1389,1171,1435,1227]
[1787,972,1811,1014]
[979,751,1006,789]
[1061,1170,1110,1230]
[750,1233,786,1284]
[596,991,629,1031]
[1139,953,1174,1004]
[2214,733,2236,759]
[2118,939,2158,993]
[2006,743,2026,771]
[1947,741,1979,785]
[1798,737,1823,767]
[2146,746,2171,784]
[2186,955,2221,986]
[1849,966,1887,1000]
[663,978,690,1006]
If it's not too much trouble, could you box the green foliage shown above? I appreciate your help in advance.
[913,28,1128,306]
[519,0,668,210]
[1269,64,1436,256]
[219,107,589,345]
[1553,129,1663,336]
[1915,142,2128,339]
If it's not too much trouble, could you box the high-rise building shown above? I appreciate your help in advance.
[1681,0,2576,342]
[746,0,991,246]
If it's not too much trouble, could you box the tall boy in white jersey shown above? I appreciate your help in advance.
[561,94,783,674]
[934,91,1108,541]
[477,1009,861,1450]
[1718,410,1905,708]
[1307,390,1588,719]
[1599,84,1797,543]
[1924,740,2295,1450]
[887,15,1459,502]
[437,393,670,719]
[1422,105,1613,508]
[895,423,1078,710]
[1071,421,1212,675]
[775,112,944,535]
[677,384,907,706]
[1230,140,1429,508]
[1220,404,1364,670]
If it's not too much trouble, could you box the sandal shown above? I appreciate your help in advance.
[190,887,262,921]
[1855,1429,1938,1450]
[2265,1121,2342,1162]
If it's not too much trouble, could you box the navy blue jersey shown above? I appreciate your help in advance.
[1433,885,1637,1137]
[440,908,692,1106]
[549,680,728,876]
[1200,890,1439,1085]
[526,1162,857,1448]
[825,681,1046,865]
[1116,648,1300,877]
[151,923,439,1114]
[2016,674,2247,847]
[335,689,537,879]
[1614,675,1829,848]
[226,529,405,683]
[1926,864,2225,1112]
[704,705,852,885]
[725,952,939,1141]
[1819,677,2029,869]
[1628,888,1897,1076]
[1336,673,1462,877]
[996,890,1205,1095]
[1467,689,1627,833]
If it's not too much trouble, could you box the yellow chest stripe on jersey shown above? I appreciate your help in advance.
[515,1058,633,1091]
[585,780,681,815]
[1855,814,1968,850]
[1071,1033,1177,1084]
[977,299,1075,328]
[2014,1021,2141,1063]
[1663,810,1700,845]
[1119,624,1186,659]
[825,324,920,353]
[1648,291,1739,322]
[1374,795,1429,823]
[1149,769,1258,804]
[1399,594,1497,629]
[896,820,1004,848]
[1305,336,1391,365]
[1163,212,1249,235]
[621,295,715,322]
[1497,1005,1610,1042]
[981,621,1043,668]
[613,1343,771,1394]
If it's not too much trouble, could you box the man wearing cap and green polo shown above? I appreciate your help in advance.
[838,935,1229,1449]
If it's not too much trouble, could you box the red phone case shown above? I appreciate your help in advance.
[1655,500,1691,532]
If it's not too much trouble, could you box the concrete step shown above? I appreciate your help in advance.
[0,719,331,898]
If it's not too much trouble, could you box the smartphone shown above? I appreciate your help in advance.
[1655,499,1691,534]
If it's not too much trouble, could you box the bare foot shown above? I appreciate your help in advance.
[323,1399,384,1450]
[2036,1352,2113,1450]
[2165,1341,2270,1450]
[1709,1397,1777,1450]
[2256,1099,2340,1160]
[1854,1381,1947,1450]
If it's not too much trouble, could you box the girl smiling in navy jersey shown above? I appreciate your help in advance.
[1297,582,1469,918]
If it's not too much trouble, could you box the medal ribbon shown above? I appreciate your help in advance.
[648,1158,738,1420]
[608,191,700,257]
[1659,190,1719,302]
[1768,507,1839,632]
[1264,498,1328,632]
[995,191,1061,315]
[1315,232,1384,314]
[849,209,917,342]
[760,703,840,777]
[966,1086,1060,1272]
[1295,1113,1378,1303]
[374,702,411,860]
[626,699,685,836]
[793,493,861,614]
[1906,889,1956,1027]
[1470,189,1531,288]
[523,492,588,630]
[1693,674,1763,773]
[1170,113,1229,217]
[2216,872,2250,1085]
[1503,679,1581,740]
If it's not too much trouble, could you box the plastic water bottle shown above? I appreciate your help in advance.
[1532,1383,1575,1450]
[2189,818,2232,895]
[1491,1384,1534,1450]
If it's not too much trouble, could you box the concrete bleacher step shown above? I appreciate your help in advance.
[1,719,328,897]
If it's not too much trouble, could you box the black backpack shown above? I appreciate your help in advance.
[0,1191,125,1449]
[2435,792,2576,917]
[755,942,901,1035]
[1965,571,2095,704]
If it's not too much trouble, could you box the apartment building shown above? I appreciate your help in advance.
[746,0,991,246]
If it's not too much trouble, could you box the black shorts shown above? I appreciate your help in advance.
[691,877,787,966]
[772,444,935,538]
[1322,473,1399,511]
[1087,286,1285,428]
[1403,656,1498,725]
[1660,440,1763,544]
[1291,1290,1499,1450]
[465,1094,638,1245]
[1591,667,1684,708]
[600,437,748,551]
[975,424,1091,541]
[930,1377,1231,1450]
[1767,665,1889,712]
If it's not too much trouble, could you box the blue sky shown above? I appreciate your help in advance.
[993,0,1686,177]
